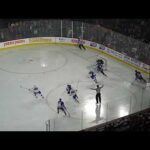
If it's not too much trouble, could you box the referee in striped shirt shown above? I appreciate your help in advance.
[78,37,86,50]
[90,84,104,104]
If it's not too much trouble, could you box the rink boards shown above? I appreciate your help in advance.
[0,37,149,76]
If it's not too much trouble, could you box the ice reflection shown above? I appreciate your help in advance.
[119,106,129,117]
[95,104,101,123]
[41,62,47,68]
[84,97,95,118]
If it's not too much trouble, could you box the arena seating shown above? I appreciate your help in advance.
[82,108,150,131]
[0,19,149,65]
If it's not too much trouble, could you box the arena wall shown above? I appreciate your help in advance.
[0,37,149,76]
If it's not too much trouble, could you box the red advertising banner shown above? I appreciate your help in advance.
[4,39,26,47]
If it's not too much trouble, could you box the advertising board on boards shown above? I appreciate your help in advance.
[29,37,50,43]
[3,39,26,47]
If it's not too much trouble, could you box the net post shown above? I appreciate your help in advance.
[46,121,48,131]
[54,119,55,131]
[48,120,50,131]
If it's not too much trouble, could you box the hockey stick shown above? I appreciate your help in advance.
[65,108,71,117]
[20,85,45,99]
[76,80,79,90]
[75,99,80,104]
[20,86,35,93]
[20,85,31,91]
[20,85,35,96]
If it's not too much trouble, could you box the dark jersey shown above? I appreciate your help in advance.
[97,59,104,65]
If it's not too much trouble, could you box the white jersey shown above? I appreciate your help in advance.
[70,89,77,96]
[58,101,62,108]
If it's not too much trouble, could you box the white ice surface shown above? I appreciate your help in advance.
[0,44,149,131]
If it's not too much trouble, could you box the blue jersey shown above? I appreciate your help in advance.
[91,72,96,79]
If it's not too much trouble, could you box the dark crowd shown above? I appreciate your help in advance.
[83,19,150,43]
[102,108,150,131]
[0,19,149,65]
[83,19,150,65]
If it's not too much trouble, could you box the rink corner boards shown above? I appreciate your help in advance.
[0,42,77,51]
[84,45,149,77]
[0,42,149,76]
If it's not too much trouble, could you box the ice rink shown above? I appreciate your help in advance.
[0,44,149,131]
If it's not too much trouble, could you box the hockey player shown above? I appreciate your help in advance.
[78,37,86,50]
[66,85,79,103]
[30,85,44,99]
[97,64,107,77]
[96,59,104,68]
[66,84,72,94]
[70,89,79,103]
[89,71,98,83]
[135,70,146,83]
[57,98,67,116]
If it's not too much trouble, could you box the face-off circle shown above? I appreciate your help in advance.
[0,47,67,74]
